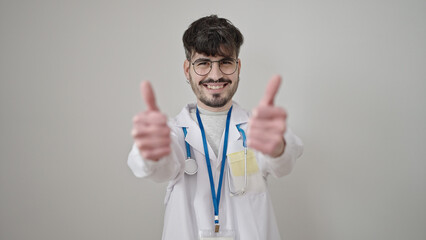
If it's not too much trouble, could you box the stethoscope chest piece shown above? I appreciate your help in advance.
[184,158,198,175]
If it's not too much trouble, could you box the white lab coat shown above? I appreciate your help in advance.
[128,102,303,240]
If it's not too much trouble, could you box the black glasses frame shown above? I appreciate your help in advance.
[191,58,239,76]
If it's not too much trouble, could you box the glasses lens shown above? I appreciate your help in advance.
[194,60,211,76]
[219,59,237,75]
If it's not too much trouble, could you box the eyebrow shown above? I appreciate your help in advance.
[193,58,211,62]
[193,56,235,62]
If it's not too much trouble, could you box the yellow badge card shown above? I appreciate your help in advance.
[227,149,259,177]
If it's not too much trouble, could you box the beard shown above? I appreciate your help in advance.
[188,74,239,108]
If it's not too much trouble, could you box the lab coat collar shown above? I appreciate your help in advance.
[174,101,249,161]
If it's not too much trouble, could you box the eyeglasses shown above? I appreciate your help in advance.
[191,58,239,76]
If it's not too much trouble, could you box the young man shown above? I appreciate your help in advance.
[128,15,303,240]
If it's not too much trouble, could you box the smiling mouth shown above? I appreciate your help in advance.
[202,82,229,90]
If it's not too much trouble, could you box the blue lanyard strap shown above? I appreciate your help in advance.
[182,127,191,158]
[196,105,233,224]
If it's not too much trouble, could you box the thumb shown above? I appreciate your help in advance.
[140,81,159,111]
[260,75,282,106]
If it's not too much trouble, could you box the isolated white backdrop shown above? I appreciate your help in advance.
[1,0,425,239]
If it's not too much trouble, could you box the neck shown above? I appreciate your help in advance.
[196,100,233,112]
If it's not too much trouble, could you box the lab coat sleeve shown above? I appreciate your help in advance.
[127,126,184,183]
[258,128,304,178]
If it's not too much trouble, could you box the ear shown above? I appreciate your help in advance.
[237,58,242,73]
[183,59,190,80]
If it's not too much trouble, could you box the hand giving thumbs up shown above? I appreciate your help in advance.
[131,81,171,161]
[247,75,287,157]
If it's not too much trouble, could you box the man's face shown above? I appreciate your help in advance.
[184,52,241,110]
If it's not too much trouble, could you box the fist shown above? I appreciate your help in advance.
[131,81,171,161]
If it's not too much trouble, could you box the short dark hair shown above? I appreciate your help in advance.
[182,15,244,60]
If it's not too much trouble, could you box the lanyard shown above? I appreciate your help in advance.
[196,105,233,232]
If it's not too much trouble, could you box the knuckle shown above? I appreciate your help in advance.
[153,112,168,122]
[136,141,144,149]
[133,120,144,129]
[162,128,171,136]
[280,109,288,119]
[160,113,168,119]
[133,113,144,121]
[132,116,138,123]
[249,119,258,128]
[141,151,151,159]
[158,138,171,147]
[131,129,138,137]
[251,108,260,118]
[278,123,286,133]
[152,125,169,135]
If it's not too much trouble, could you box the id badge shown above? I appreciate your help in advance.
[199,229,235,240]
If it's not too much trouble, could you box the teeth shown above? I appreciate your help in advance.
[207,85,224,90]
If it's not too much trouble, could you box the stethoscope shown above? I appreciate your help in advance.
[182,124,248,196]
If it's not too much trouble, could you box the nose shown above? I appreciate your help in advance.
[208,62,224,81]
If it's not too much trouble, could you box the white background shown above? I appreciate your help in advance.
[1,0,425,239]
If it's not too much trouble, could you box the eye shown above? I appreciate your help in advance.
[220,59,234,65]
[195,60,210,66]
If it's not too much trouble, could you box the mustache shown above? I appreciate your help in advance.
[199,78,232,85]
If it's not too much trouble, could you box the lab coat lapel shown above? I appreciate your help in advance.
[186,125,217,160]
[216,103,249,169]
[174,103,217,160]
